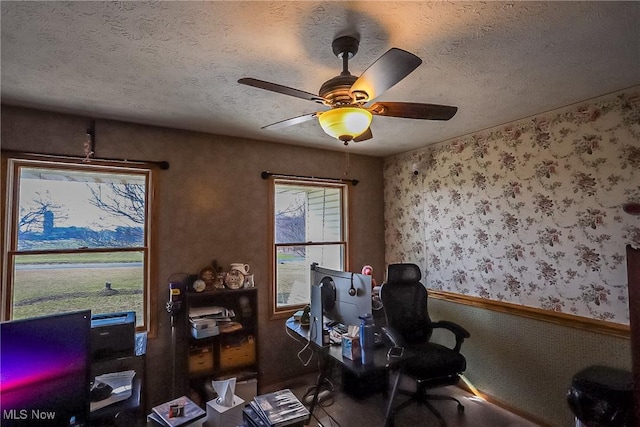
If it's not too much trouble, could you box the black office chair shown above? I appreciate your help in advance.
[380,263,470,426]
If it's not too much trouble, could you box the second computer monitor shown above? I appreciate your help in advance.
[309,264,372,346]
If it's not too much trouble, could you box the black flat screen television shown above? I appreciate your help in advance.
[0,310,91,426]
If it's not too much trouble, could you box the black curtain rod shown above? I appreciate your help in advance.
[261,171,358,186]
[2,149,170,170]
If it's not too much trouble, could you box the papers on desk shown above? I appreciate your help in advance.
[90,370,135,412]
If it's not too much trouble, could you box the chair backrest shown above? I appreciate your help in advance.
[380,263,434,344]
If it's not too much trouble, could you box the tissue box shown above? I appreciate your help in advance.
[215,375,257,403]
[204,395,244,427]
[341,335,361,360]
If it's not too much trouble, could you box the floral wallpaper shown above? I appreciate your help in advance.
[384,88,640,324]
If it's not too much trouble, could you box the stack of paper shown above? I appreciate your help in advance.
[189,306,235,321]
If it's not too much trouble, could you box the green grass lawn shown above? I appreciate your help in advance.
[12,264,143,322]
[11,251,305,320]
[14,251,142,264]
[276,260,308,306]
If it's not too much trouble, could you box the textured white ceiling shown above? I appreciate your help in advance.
[2,1,639,157]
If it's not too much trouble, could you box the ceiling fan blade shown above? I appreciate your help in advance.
[353,127,373,142]
[349,48,422,102]
[369,102,458,121]
[238,78,326,104]
[261,113,318,131]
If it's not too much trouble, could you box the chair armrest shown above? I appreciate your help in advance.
[431,320,470,353]
[380,326,407,348]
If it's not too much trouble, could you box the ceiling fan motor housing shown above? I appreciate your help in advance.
[332,35,359,59]
[319,74,359,105]
[319,36,368,105]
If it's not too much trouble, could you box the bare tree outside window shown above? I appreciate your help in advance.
[276,193,306,257]
[18,191,68,234]
[4,160,151,330]
[273,180,347,313]
[88,182,145,225]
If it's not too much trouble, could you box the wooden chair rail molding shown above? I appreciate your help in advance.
[429,290,630,339]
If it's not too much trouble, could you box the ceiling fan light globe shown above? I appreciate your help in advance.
[318,108,372,142]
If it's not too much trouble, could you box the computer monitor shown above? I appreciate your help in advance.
[0,310,92,426]
[309,264,372,346]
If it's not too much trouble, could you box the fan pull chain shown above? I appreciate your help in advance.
[344,143,350,176]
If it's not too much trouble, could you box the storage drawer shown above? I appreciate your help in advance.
[219,335,255,370]
[189,344,214,374]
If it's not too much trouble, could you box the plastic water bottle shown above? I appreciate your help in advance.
[359,313,375,365]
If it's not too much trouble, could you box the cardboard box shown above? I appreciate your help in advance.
[219,336,255,370]
[189,345,214,374]
[341,335,361,360]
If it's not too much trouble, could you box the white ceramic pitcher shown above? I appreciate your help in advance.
[230,263,250,275]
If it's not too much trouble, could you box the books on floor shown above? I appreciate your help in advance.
[247,389,310,427]
[148,395,206,427]
[242,403,269,427]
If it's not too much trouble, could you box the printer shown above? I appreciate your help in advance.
[90,311,136,362]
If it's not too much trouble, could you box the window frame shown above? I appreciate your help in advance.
[269,177,349,319]
[1,155,157,336]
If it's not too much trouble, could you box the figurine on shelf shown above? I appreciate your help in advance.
[212,260,226,289]
[244,274,255,288]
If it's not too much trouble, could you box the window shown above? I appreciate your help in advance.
[271,178,348,315]
[2,158,154,333]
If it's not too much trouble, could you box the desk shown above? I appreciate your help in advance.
[285,317,412,427]
[91,377,142,426]
[90,349,146,427]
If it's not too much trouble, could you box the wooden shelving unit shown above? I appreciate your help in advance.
[177,287,258,406]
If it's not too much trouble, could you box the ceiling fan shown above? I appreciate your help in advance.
[238,35,458,145]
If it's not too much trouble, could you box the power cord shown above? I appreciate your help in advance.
[305,367,347,427]
[302,366,337,406]
[310,405,341,427]
[308,388,341,427]
[284,319,315,366]
[283,318,342,426]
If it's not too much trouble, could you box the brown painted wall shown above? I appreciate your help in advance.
[0,105,386,408]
